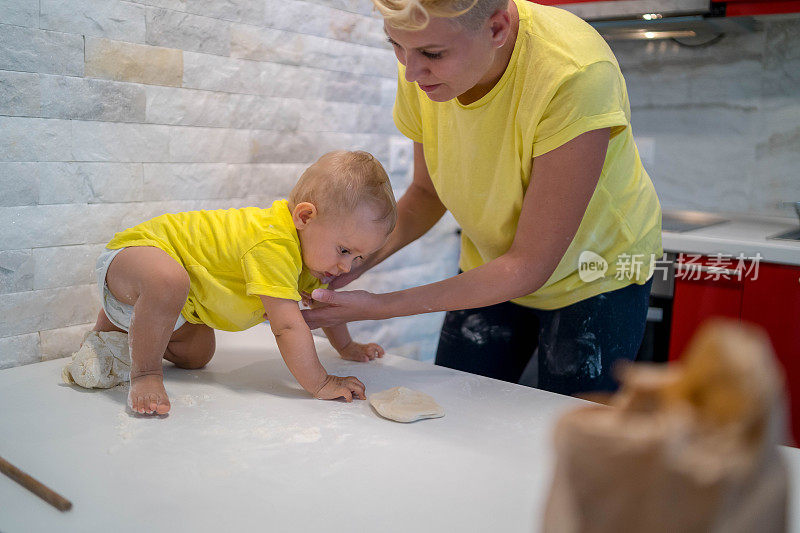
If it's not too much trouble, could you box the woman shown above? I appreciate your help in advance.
[305,0,662,396]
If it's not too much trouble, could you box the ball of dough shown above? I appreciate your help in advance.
[62,331,131,389]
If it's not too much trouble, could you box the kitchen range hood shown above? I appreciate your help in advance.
[537,0,800,41]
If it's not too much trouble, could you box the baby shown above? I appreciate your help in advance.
[91,150,396,415]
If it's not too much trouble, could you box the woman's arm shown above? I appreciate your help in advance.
[328,142,446,288]
[304,128,610,327]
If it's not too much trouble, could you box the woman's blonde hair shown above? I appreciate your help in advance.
[373,0,509,31]
[290,150,397,232]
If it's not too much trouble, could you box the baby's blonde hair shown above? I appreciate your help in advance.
[373,0,509,31]
[290,150,397,233]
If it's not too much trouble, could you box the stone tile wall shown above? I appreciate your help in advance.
[608,15,800,218]
[0,0,460,369]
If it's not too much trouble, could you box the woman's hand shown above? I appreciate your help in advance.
[301,288,378,329]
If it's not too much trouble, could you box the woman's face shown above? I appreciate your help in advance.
[384,8,513,103]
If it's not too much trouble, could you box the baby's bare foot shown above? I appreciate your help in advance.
[128,374,170,415]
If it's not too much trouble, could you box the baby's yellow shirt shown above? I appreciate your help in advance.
[393,0,662,310]
[106,199,323,331]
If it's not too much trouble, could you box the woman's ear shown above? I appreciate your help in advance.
[292,202,318,229]
[488,6,512,48]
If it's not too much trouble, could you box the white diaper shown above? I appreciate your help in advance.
[95,247,186,332]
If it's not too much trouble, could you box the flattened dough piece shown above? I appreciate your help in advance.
[369,386,445,423]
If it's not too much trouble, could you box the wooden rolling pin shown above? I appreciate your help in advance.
[0,455,72,511]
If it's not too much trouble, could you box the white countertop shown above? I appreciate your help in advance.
[662,211,800,266]
[0,327,579,533]
[2,327,800,532]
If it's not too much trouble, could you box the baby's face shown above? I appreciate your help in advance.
[297,205,389,284]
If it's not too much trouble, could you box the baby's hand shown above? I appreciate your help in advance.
[314,375,366,402]
[338,341,384,362]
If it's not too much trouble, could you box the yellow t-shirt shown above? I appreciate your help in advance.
[106,199,323,331]
[393,0,662,310]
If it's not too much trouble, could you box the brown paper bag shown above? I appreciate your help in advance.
[543,319,789,533]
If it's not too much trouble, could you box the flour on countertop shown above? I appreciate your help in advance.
[289,427,321,443]
[176,393,212,407]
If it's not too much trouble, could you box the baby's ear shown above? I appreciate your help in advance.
[292,202,318,228]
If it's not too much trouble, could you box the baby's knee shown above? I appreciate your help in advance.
[168,349,213,369]
[167,337,215,369]
[175,355,211,370]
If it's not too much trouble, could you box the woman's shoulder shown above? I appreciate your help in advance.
[518,1,618,72]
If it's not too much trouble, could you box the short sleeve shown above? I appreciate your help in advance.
[392,63,424,143]
[532,61,629,158]
[298,268,325,295]
[241,239,303,301]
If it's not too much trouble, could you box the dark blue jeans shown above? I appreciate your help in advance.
[435,279,653,396]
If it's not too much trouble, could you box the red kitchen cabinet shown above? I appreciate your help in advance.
[723,0,800,16]
[741,262,800,443]
[668,255,745,361]
[533,0,800,16]
[669,256,800,444]
[741,262,800,358]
